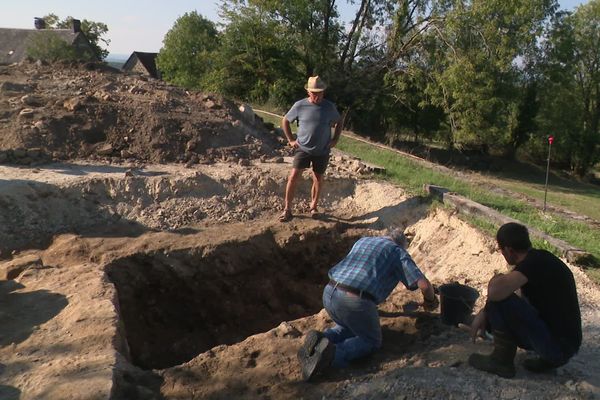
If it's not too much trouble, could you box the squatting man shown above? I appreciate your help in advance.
[467,222,581,378]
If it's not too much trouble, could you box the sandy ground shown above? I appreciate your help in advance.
[0,159,598,400]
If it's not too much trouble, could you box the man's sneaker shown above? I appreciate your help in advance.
[297,330,323,361]
[300,337,335,381]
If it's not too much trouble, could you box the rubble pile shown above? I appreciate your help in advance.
[0,61,285,165]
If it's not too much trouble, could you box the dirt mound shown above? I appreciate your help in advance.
[0,61,285,165]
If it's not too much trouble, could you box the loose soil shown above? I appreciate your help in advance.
[0,62,598,400]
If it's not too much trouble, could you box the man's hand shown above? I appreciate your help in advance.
[281,117,298,149]
[422,294,439,312]
[467,310,487,343]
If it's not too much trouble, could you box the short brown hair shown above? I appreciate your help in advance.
[496,222,532,251]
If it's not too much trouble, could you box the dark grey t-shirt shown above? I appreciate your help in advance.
[285,98,340,156]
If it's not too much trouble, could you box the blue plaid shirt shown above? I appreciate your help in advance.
[328,236,424,304]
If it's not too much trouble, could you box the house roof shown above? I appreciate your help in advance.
[123,51,160,79]
[0,28,88,64]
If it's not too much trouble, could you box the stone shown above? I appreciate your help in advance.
[272,321,301,338]
[205,100,217,109]
[63,97,83,112]
[0,82,33,94]
[19,108,35,117]
[33,120,46,130]
[120,149,133,158]
[21,94,44,107]
[96,143,114,156]
[238,104,255,124]
[27,148,42,158]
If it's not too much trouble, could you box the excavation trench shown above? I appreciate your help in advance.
[106,227,363,370]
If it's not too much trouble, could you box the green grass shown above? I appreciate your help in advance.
[480,167,600,222]
[337,137,600,272]
[255,109,600,282]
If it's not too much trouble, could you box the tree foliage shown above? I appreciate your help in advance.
[156,11,220,89]
[42,14,110,60]
[26,32,93,62]
[157,0,600,176]
[535,1,600,175]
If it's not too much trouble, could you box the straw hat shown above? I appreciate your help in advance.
[305,76,327,92]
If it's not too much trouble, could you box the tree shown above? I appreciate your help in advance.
[210,2,301,105]
[247,0,342,77]
[156,11,220,89]
[536,1,600,176]
[329,0,444,136]
[42,14,110,60]
[213,0,344,107]
[420,0,557,151]
[26,32,93,62]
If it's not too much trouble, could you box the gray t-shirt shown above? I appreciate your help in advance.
[285,98,340,156]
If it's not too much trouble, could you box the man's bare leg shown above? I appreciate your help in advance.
[310,170,324,212]
[283,168,302,214]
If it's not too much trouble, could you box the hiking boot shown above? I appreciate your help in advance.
[300,337,335,381]
[523,357,561,373]
[297,330,323,361]
[468,330,517,378]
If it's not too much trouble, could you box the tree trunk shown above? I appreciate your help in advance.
[340,0,368,69]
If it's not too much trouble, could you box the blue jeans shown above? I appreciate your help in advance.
[485,294,575,366]
[322,283,382,368]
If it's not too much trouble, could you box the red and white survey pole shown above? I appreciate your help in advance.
[543,135,554,212]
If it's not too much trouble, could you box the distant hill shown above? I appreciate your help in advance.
[105,53,129,69]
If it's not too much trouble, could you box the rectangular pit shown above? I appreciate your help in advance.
[106,228,362,369]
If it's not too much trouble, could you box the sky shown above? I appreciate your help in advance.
[0,0,591,58]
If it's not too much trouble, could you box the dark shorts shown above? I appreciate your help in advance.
[293,149,329,174]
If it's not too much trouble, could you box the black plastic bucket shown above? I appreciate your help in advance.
[439,283,479,326]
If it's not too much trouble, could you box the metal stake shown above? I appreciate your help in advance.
[543,136,553,212]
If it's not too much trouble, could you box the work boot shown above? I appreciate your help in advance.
[300,337,335,381]
[297,330,324,361]
[523,356,561,373]
[468,330,517,378]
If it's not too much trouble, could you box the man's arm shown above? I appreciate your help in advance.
[417,277,435,301]
[463,271,526,342]
[417,277,439,311]
[487,270,528,301]
[281,117,298,148]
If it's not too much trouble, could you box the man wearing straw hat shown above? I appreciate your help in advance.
[296,228,438,381]
[467,222,581,378]
[279,76,342,222]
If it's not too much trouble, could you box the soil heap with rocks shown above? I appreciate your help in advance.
[0,61,285,166]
